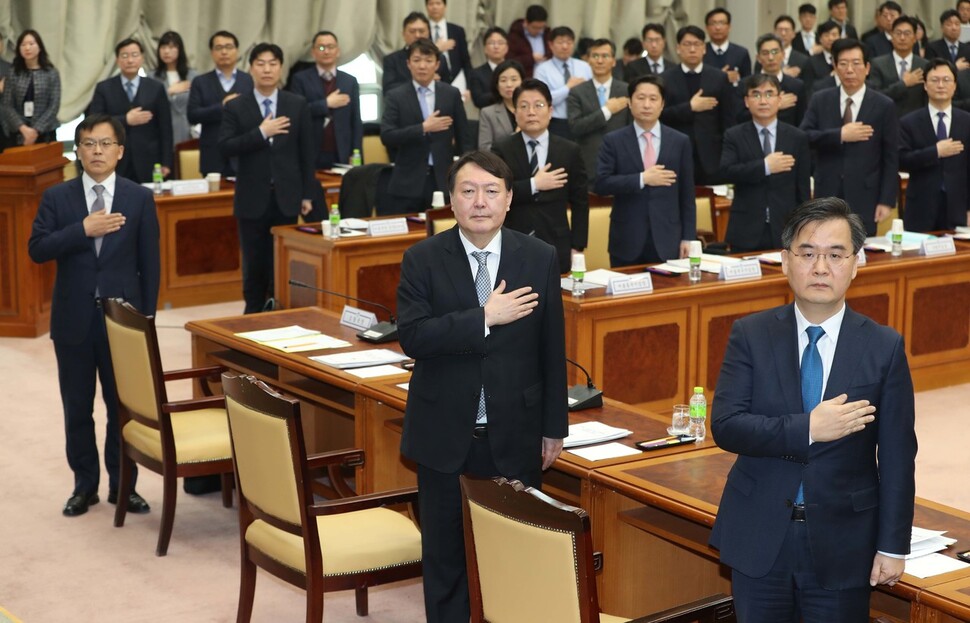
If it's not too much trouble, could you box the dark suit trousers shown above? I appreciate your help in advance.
[609,228,662,268]
[731,520,870,623]
[237,195,297,314]
[417,437,540,623]
[389,167,436,215]
[53,307,137,496]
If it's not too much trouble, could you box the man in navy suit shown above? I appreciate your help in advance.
[750,34,807,127]
[721,74,811,252]
[926,10,970,67]
[868,16,930,119]
[290,31,363,170]
[382,13,451,95]
[829,0,859,39]
[469,27,508,109]
[187,31,254,176]
[29,114,159,517]
[397,150,567,622]
[900,59,970,231]
[862,1,901,59]
[624,23,676,82]
[801,39,899,235]
[804,20,841,95]
[219,43,317,314]
[661,25,737,185]
[426,0,471,90]
[595,74,696,267]
[711,197,917,622]
[87,39,172,184]
[381,38,469,214]
[704,8,751,86]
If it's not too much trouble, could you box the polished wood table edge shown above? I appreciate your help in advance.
[154,188,235,204]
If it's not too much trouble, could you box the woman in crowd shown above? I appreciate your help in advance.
[477,59,524,151]
[151,31,197,146]
[0,29,60,145]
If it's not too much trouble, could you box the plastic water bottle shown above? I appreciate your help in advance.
[688,386,707,442]
[891,218,903,257]
[350,149,362,167]
[328,203,341,240]
[688,240,702,284]
[152,163,163,195]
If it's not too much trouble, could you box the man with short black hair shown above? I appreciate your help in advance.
[704,8,751,85]
[624,23,674,81]
[925,9,970,68]
[772,15,812,79]
[507,4,551,77]
[383,12,451,94]
[534,26,591,138]
[960,0,970,25]
[469,27,508,108]
[426,0,471,91]
[863,1,902,59]
[793,3,820,55]
[828,0,859,39]
[805,20,842,94]
[88,39,173,183]
[868,15,930,118]
[751,34,807,129]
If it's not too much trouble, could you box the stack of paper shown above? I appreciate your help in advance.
[563,421,633,448]
[902,526,967,579]
[664,254,741,275]
[234,325,351,352]
[310,349,409,369]
[560,269,626,292]
[864,232,933,252]
[908,527,958,559]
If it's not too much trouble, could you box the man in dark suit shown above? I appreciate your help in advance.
[862,1,901,59]
[624,23,676,82]
[397,150,567,622]
[187,31,254,177]
[507,4,551,77]
[596,75,696,267]
[721,75,811,252]
[793,3,820,56]
[567,38,631,189]
[801,39,899,234]
[381,38,469,214]
[751,34,808,127]
[426,0,471,90]
[469,27,508,109]
[290,30,362,170]
[219,43,317,314]
[493,79,588,273]
[829,0,859,39]
[710,197,917,622]
[87,39,172,184]
[382,12,451,95]
[771,15,813,80]
[925,9,970,68]
[900,59,970,231]
[28,114,159,517]
[804,20,842,94]
[868,16,929,118]
[661,25,737,185]
[704,8,751,86]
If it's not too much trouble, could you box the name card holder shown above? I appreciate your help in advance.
[607,274,653,295]
[719,259,762,281]
[920,237,956,257]
[367,217,409,237]
[340,305,378,332]
[170,179,210,196]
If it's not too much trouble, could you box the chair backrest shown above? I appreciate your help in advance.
[460,476,600,623]
[585,203,612,271]
[362,134,389,164]
[103,299,166,427]
[222,373,310,535]
[425,206,456,236]
[694,186,717,243]
[175,138,202,180]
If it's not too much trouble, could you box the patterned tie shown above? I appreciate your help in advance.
[562,60,571,81]
[716,47,724,57]
[125,81,135,102]
[937,111,948,141]
[92,184,105,256]
[528,139,539,175]
[472,251,491,422]
[842,97,853,125]
[652,62,660,74]
[262,98,273,119]
[597,85,607,106]
[761,128,772,156]
[642,131,656,170]
[794,325,825,505]
[898,59,907,80]
[951,44,959,62]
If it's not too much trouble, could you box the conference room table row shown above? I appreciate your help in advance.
[186,305,970,623]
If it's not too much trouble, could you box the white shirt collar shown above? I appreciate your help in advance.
[929,102,953,120]
[521,129,549,147]
[794,302,845,345]
[840,83,866,104]
[753,118,779,136]
[634,120,660,139]
[82,172,117,206]
[413,80,436,94]
[593,77,613,90]
[892,50,914,67]
[458,227,503,255]
[681,62,702,73]
[430,18,447,31]
[253,88,279,107]
[711,41,730,54]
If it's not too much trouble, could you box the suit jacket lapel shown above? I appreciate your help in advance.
[97,179,126,260]
[496,228,523,289]
[622,125,644,171]
[824,308,868,399]
[442,227,481,310]
[771,305,804,413]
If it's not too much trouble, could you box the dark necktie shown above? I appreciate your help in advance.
[92,184,105,256]
[562,61,570,81]
[472,251,491,422]
[795,325,825,505]
[937,111,948,141]
[842,97,853,125]
[898,59,907,80]
[951,44,959,62]
[716,47,724,57]
[528,139,539,175]
[125,81,135,102]
[652,62,660,74]
[761,128,771,156]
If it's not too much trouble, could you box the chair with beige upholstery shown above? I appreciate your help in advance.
[174,138,202,179]
[221,373,423,622]
[459,476,736,623]
[102,298,234,556]
[425,205,456,236]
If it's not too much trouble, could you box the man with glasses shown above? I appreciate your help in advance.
[492,79,587,273]
[710,196,917,622]
[290,31,362,170]
[771,15,812,80]
[187,31,253,177]
[801,39,898,235]
[703,8,751,85]
[87,38,172,183]
[924,10,970,69]
[533,26,591,139]
[623,23,675,81]
[29,113,160,517]
[899,58,970,231]
[383,12,451,95]
[751,34,807,127]
[721,74,810,252]
[469,27,508,109]
[805,20,842,95]
[862,1,902,59]
[868,16,929,118]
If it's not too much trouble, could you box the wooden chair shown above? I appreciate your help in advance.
[694,186,718,245]
[425,205,456,236]
[102,298,234,556]
[221,373,423,622]
[585,203,613,271]
[174,138,202,180]
[460,476,736,623]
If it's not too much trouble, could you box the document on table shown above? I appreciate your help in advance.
[234,325,352,352]
[310,349,409,369]
[345,364,410,378]
[904,553,968,578]
[236,325,318,343]
[563,421,633,448]
[396,382,410,391]
[567,442,641,461]
[667,254,741,274]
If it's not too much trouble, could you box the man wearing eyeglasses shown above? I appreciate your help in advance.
[899,58,970,231]
[721,74,810,252]
[29,114,160,518]
[801,39,899,235]
[868,16,930,118]
[290,31,362,170]
[711,197,917,622]
[87,38,173,184]
[750,34,807,127]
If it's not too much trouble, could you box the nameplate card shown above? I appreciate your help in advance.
[607,274,653,295]
[857,248,866,266]
[719,259,762,281]
[340,305,378,332]
[170,179,210,196]
[920,237,956,257]
[367,218,409,237]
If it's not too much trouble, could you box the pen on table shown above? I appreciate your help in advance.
[640,436,696,449]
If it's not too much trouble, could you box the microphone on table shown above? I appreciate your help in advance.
[287,279,399,343]
[566,358,604,411]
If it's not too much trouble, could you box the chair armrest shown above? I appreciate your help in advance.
[306,448,365,470]
[162,396,226,413]
[309,487,420,516]
[163,365,226,381]
[625,594,734,623]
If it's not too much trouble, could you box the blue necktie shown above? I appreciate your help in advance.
[937,111,948,141]
[125,81,135,102]
[472,251,490,422]
[795,325,825,505]
[597,85,607,106]
[951,44,959,62]
[262,98,273,119]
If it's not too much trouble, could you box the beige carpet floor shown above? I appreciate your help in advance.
[0,300,967,622]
